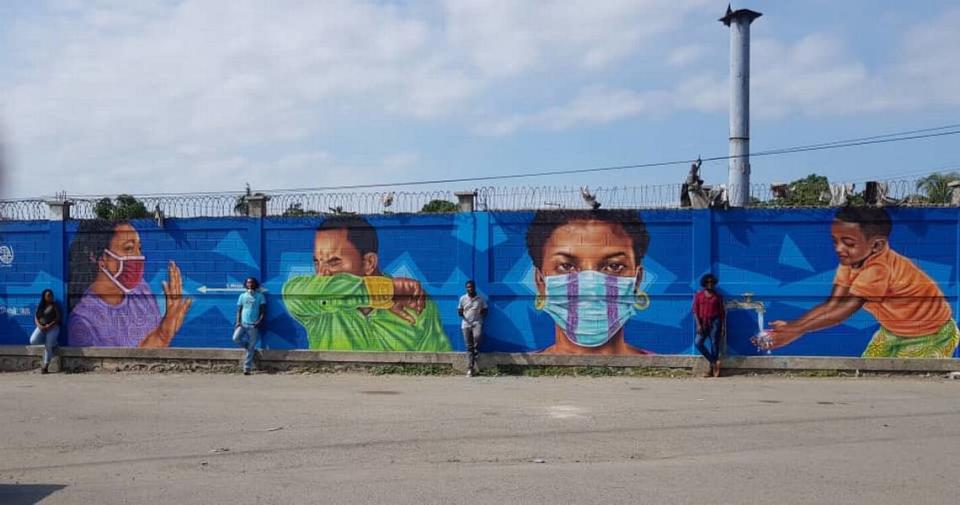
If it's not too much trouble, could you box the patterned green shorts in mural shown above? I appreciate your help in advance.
[862,320,960,358]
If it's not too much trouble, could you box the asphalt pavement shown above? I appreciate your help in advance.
[1,372,958,504]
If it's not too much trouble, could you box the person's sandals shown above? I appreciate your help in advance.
[713,360,721,378]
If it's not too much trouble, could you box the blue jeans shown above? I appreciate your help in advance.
[695,319,722,364]
[232,325,260,371]
[30,325,60,366]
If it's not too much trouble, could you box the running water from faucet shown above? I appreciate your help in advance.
[753,310,772,355]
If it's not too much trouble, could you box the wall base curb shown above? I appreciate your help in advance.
[2,346,959,374]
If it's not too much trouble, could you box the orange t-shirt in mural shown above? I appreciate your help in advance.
[833,246,952,337]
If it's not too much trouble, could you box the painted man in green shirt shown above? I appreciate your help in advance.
[282,215,451,352]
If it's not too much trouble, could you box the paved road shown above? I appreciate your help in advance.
[1,372,958,505]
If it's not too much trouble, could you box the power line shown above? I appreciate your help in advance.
[749,123,960,154]
[745,129,960,159]
[62,123,960,197]
[754,164,960,186]
[261,126,960,193]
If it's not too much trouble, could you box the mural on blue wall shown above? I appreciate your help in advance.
[280,215,451,352]
[759,207,958,358]
[3,207,954,359]
[67,220,193,347]
[0,222,55,345]
[485,210,691,356]
[523,210,653,355]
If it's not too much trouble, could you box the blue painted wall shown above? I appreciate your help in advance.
[1,208,957,358]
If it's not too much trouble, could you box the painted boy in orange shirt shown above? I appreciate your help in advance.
[760,207,959,358]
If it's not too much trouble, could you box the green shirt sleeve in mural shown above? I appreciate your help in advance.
[282,273,451,352]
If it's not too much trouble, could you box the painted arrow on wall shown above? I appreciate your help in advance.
[197,285,269,294]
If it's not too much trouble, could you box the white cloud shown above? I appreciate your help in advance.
[444,0,709,76]
[476,86,663,135]
[669,11,960,119]
[749,33,872,117]
[477,7,960,135]
[1,1,959,198]
[477,33,876,131]
[889,8,960,109]
[1,0,711,197]
[667,44,707,68]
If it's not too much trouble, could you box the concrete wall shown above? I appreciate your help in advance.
[1,207,958,359]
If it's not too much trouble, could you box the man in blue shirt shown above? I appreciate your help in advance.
[233,277,266,375]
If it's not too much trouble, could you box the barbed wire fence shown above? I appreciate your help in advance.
[0,176,957,221]
[0,199,48,221]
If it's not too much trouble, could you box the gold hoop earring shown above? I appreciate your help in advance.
[535,293,545,310]
[634,290,650,311]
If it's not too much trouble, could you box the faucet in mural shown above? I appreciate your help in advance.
[725,292,771,354]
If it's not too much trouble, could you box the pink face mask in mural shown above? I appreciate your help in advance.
[100,248,145,293]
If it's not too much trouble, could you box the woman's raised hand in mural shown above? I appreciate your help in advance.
[390,277,426,325]
[140,261,193,348]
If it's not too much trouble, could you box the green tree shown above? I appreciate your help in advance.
[94,194,149,220]
[774,174,830,207]
[93,198,115,219]
[916,172,960,204]
[420,199,458,213]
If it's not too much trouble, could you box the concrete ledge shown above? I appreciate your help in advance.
[0,346,245,359]
[2,346,958,373]
[481,353,694,368]
[723,356,960,372]
[260,350,461,365]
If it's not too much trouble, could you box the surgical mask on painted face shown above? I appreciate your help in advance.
[540,270,638,348]
[100,249,145,294]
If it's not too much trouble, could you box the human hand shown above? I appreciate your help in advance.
[390,277,426,325]
[157,261,193,345]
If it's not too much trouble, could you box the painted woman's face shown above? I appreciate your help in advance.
[43,291,54,302]
[101,224,142,275]
[533,219,646,348]
[537,219,641,280]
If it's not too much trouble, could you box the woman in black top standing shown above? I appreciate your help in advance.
[30,289,61,374]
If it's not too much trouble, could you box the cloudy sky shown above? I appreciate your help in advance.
[2,0,960,198]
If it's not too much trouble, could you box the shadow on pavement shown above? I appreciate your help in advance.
[0,484,67,505]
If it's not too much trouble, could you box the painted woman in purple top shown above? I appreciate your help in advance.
[67,221,192,347]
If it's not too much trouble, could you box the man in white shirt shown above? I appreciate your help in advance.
[458,280,488,377]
